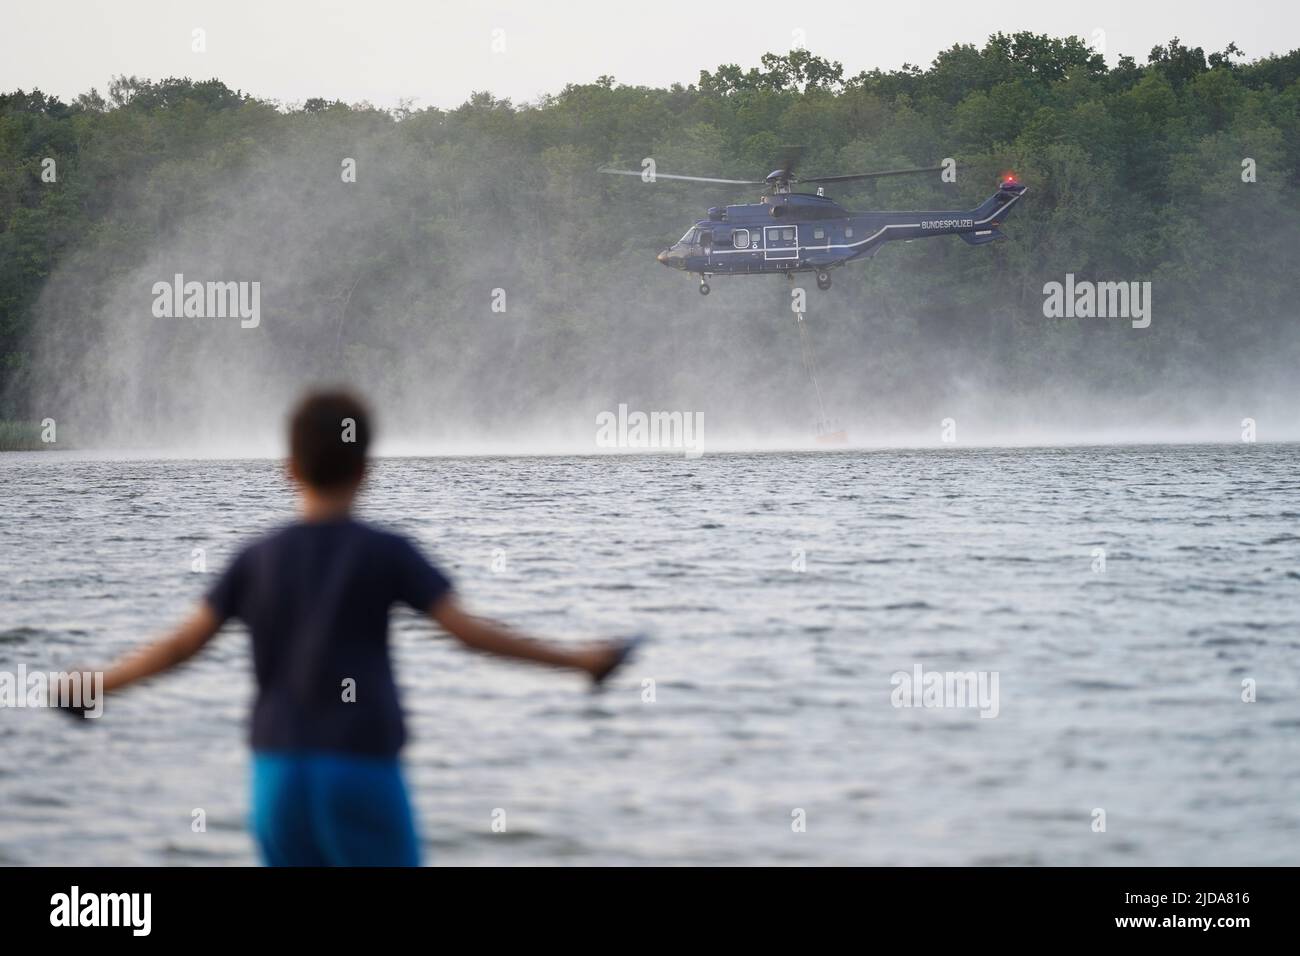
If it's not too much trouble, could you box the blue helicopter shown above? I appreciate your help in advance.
[600,154,1027,294]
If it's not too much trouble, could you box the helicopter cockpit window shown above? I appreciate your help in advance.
[679,227,697,245]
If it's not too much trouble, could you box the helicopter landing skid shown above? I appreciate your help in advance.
[784,269,831,290]
[696,269,831,294]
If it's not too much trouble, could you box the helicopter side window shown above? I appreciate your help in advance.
[813,227,825,241]
[782,227,795,242]
[698,230,712,252]
[734,229,750,250]
[845,226,854,239]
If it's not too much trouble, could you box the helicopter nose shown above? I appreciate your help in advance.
[657,249,670,266]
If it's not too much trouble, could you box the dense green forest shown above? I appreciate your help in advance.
[2,33,1300,447]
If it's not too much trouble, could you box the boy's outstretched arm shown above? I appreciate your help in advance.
[430,597,624,680]
[100,604,223,693]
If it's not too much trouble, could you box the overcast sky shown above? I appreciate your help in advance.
[3,0,1297,109]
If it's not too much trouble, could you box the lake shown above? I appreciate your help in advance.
[2,444,1298,864]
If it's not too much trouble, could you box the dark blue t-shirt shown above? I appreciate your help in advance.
[205,518,452,757]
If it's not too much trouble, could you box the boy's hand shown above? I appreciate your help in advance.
[578,636,644,685]
[49,666,97,721]
[54,699,93,721]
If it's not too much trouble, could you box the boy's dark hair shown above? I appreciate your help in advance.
[289,390,371,489]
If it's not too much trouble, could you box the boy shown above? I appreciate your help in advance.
[82,390,635,866]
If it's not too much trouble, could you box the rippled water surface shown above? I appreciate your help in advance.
[2,445,1299,865]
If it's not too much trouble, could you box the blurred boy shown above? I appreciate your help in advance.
[85,391,634,866]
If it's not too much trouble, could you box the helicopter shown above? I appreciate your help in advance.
[599,153,1027,294]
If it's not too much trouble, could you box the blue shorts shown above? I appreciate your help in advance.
[250,751,421,866]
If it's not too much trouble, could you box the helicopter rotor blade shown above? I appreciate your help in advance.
[798,166,947,185]
[598,167,763,185]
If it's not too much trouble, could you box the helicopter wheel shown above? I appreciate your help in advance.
[816,271,832,291]
[698,279,710,295]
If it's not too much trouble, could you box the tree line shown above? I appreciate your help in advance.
[2,33,1298,444]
